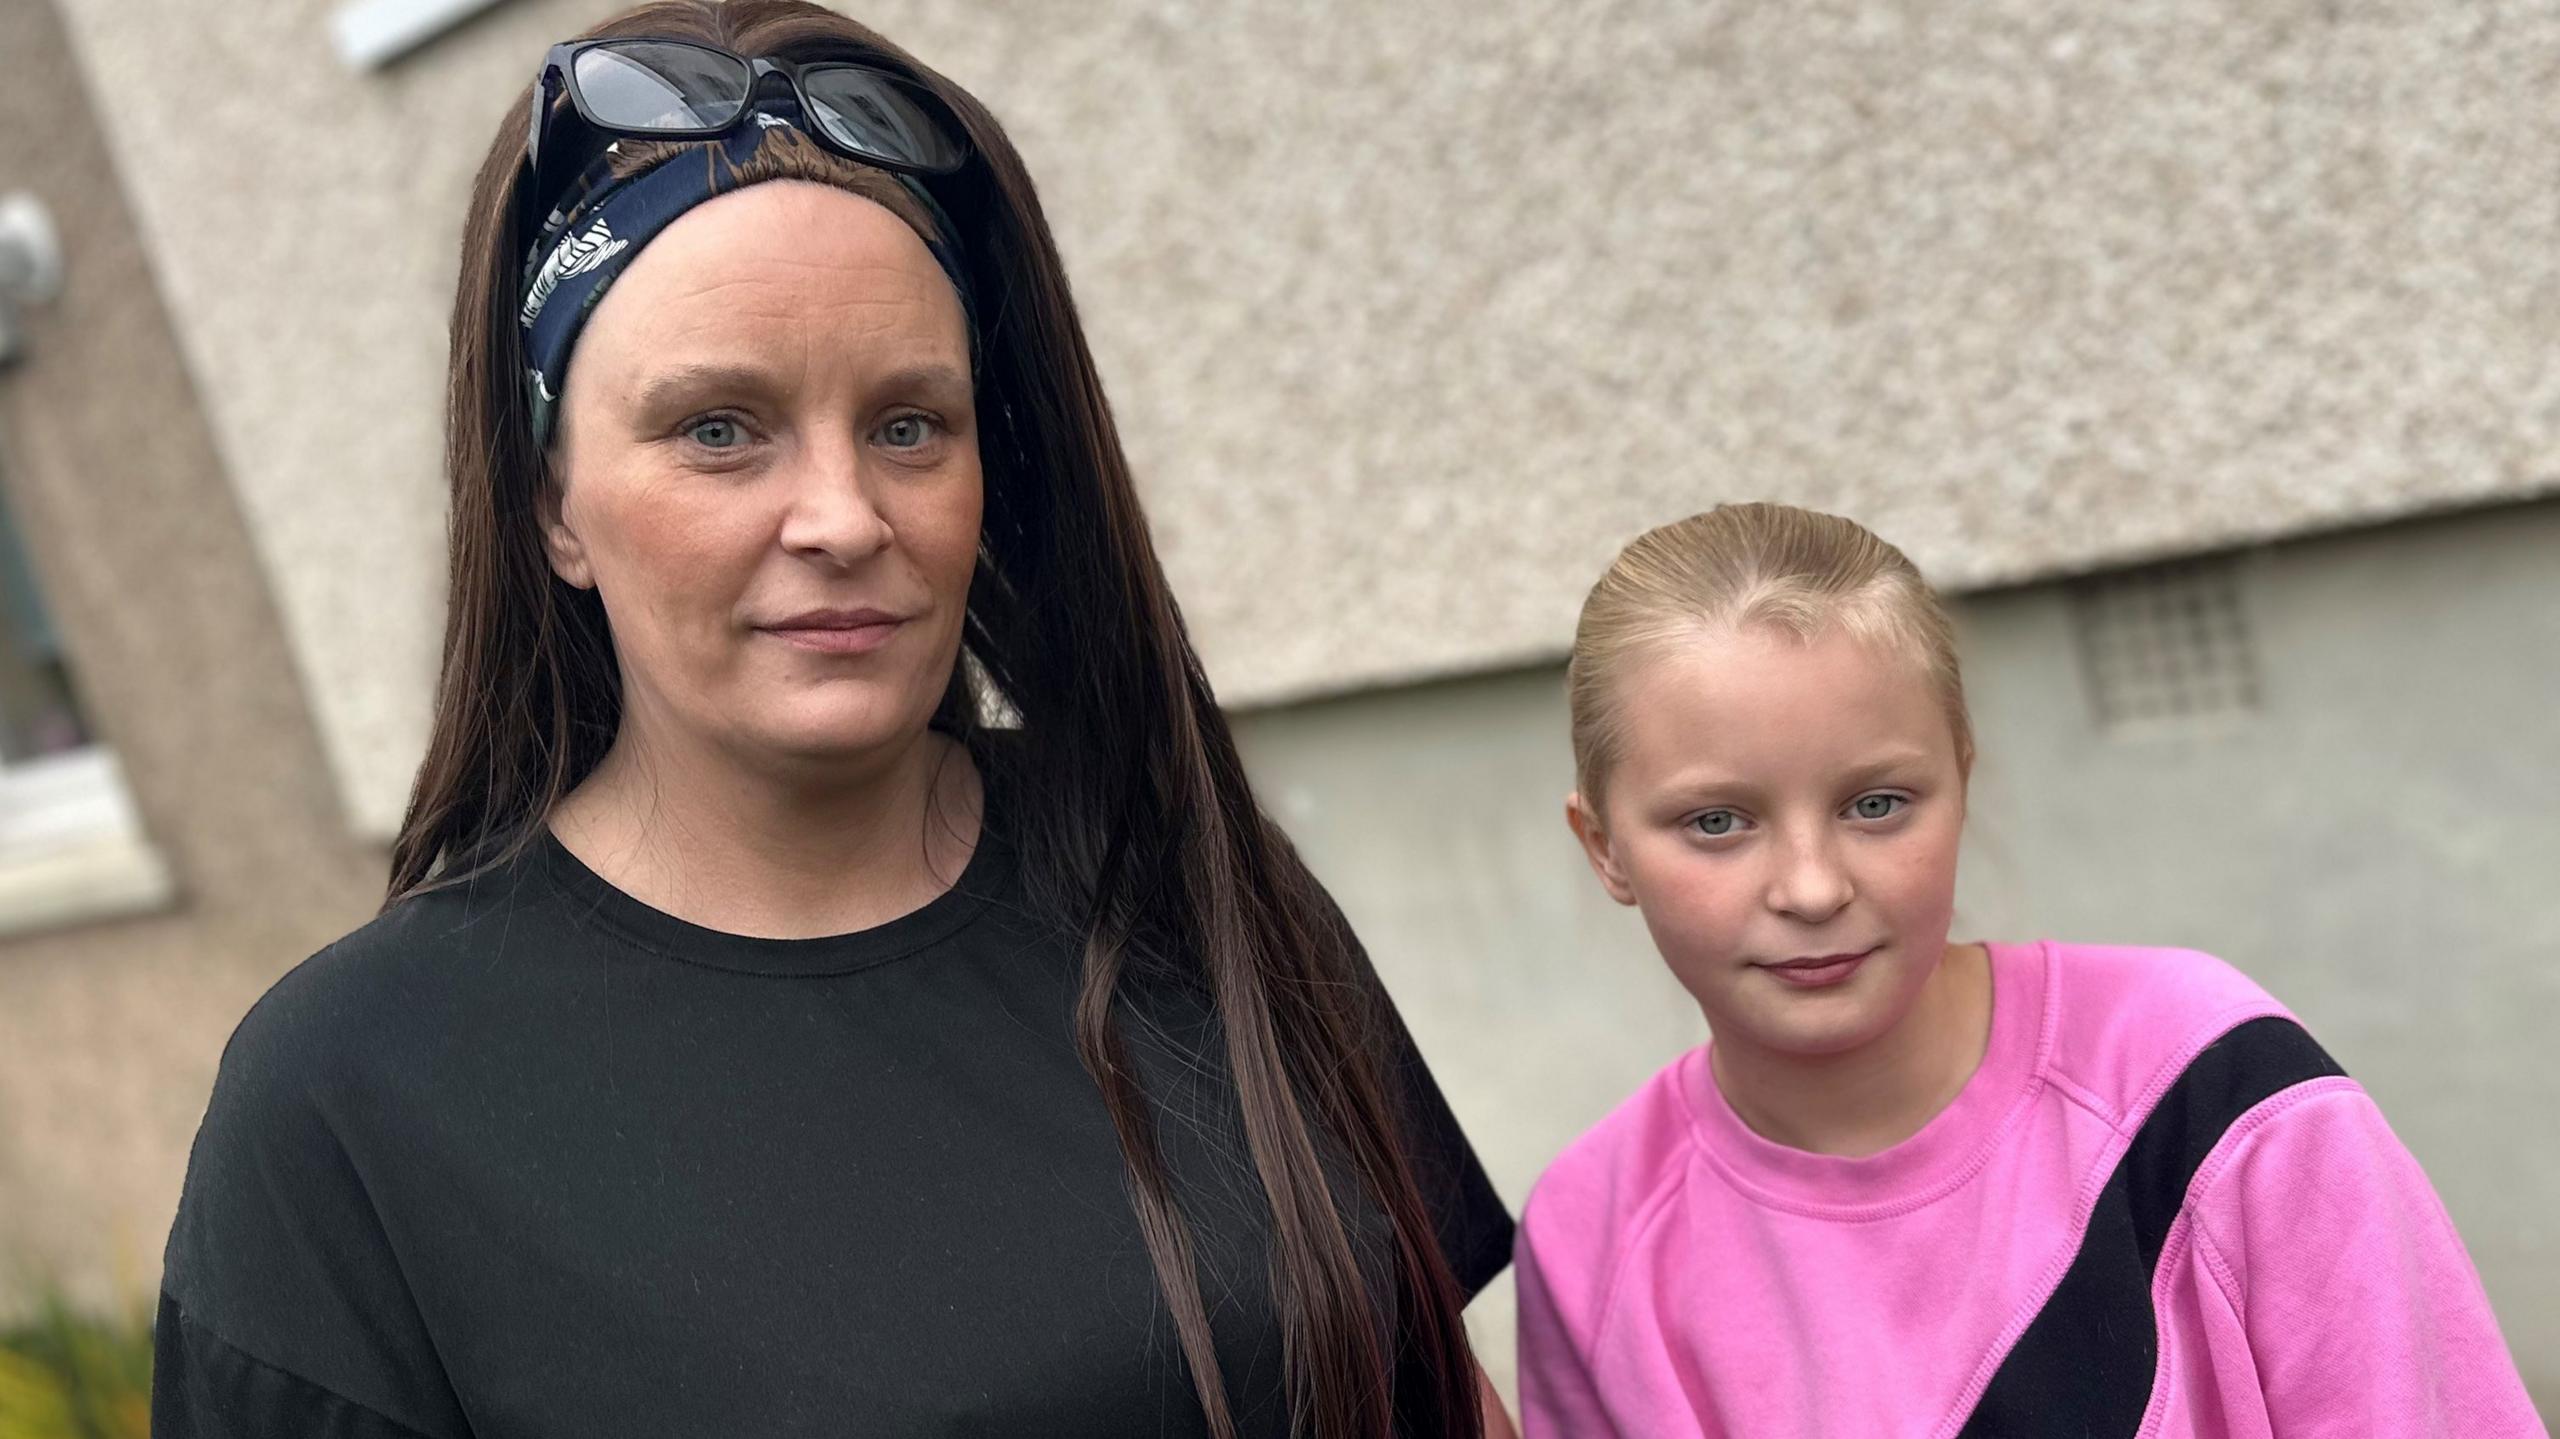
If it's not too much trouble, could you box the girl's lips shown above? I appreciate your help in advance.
[1757,947,1876,990]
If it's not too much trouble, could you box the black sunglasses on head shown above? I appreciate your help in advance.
[522,37,969,230]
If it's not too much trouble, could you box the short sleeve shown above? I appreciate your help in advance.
[155,953,471,1439]
[153,1294,440,1439]
[1310,886,1515,1303]
[1369,1005,1516,1302]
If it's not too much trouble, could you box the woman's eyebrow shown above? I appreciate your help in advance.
[632,361,779,415]
[873,361,973,405]
[630,360,972,415]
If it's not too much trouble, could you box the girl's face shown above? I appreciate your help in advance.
[1569,624,1968,1060]
[542,181,980,779]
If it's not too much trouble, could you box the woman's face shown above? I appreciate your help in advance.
[543,180,979,779]
[1569,624,1969,1061]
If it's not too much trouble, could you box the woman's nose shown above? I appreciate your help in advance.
[775,437,894,567]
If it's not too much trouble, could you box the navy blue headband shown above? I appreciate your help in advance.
[517,111,974,445]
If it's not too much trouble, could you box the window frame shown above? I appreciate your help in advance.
[0,438,174,940]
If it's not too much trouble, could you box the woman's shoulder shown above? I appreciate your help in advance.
[214,857,554,1106]
[2025,939,2303,1120]
[165,884,501,1437]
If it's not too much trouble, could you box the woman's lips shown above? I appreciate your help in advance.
[1757,947,1877,989]
[760,618,904,655]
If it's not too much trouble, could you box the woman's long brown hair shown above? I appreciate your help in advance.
[391,3,1479,1433]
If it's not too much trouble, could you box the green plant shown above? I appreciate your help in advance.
[0,1295,150,1439]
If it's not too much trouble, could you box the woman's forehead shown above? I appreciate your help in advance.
[575,181,969,380]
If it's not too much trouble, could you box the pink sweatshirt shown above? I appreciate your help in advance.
[1516,941,2546,1437]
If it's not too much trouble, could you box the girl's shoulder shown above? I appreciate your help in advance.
[2024,940,2303,1123]
[1520,1046,1704,1252]
[2034,939,2288,1027]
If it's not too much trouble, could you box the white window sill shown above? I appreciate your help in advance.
[0,831,175,940]
[0,749,177,940]
[332,0,512,70]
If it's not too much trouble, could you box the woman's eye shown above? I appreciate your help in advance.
[1692,810,1744,838]
[879,414,936,449]
[1849,793,1908,821]
[684,416,745,450]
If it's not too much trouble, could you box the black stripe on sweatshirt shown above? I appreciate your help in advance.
[1956,1016,2345,1437]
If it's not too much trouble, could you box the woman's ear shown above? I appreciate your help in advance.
[1565,789,1638,907]
[538,474,595,590]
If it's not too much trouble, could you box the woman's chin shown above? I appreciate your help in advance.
[732,710,931,769]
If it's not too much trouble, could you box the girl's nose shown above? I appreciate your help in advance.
[1766,830,1855,924]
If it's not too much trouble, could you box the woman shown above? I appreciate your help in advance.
[152,4,1516,1435]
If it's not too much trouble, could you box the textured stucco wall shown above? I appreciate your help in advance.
[1235,497,2560,1410]
[0,0,389,1315]
[38,0,2560,836]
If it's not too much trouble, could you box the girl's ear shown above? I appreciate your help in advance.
[539,474,596,590]
[1565,790,1639,907]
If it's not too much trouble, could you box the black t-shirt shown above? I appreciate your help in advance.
[152,811,1512,1438]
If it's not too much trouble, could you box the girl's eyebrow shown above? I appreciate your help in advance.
[1652,768,1759,803]
[1840,749,1937,786]
[1649,748,1937,805]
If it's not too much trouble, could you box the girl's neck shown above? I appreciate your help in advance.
[1709,942,1994,1159]
[549,719,982,940]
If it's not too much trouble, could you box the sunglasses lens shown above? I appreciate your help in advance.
[800,68,967,173]
[572,42,750,131]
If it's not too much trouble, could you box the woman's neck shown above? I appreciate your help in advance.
[1709,942,1994,1158]
[548,723,982,940]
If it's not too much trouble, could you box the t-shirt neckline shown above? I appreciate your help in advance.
[534,815,1015,979]
[1679,939,2055,1218]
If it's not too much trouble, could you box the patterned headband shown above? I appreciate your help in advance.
[517,111,975,444]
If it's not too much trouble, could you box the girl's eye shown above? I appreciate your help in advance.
[879,413,937,449]
[684,415,745,450]
[1692,809,1745,838]
[1849,793,1908,821]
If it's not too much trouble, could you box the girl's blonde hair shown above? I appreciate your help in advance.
[1568,502,1975,804]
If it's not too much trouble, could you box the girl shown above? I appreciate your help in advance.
[1517,503,2542,1436]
